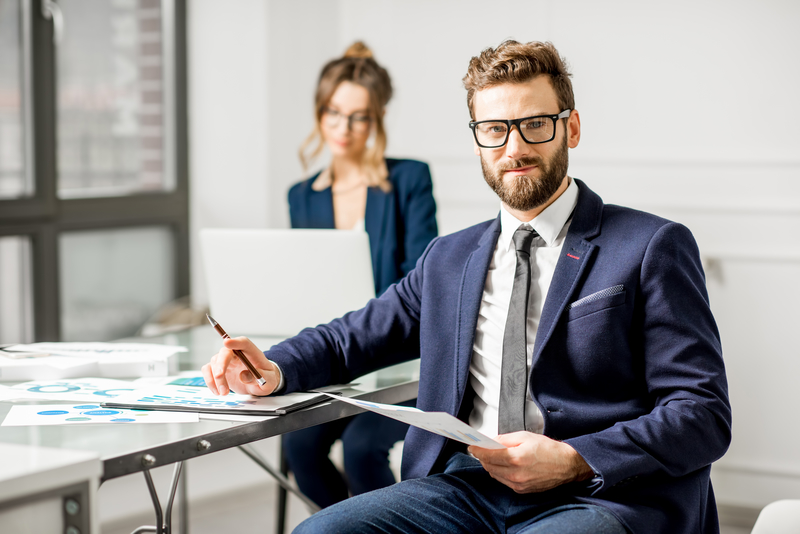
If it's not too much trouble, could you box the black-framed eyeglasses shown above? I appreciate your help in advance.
[469,109,571,148]
[322,107,372,132]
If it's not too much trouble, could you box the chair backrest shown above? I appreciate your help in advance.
[751,500,800,534]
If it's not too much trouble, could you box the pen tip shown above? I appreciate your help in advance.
[206,314,216,326]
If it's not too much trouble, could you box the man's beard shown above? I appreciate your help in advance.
[480,136,569,212]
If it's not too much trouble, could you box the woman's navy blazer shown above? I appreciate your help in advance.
[288,158,438,296]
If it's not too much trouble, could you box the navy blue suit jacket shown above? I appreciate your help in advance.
[269,180,732,533]
[288,158,438,296]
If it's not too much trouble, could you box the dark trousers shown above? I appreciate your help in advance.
[282,400,413,508]
[294,452,628,534]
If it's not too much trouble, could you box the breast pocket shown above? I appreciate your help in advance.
[566,284,626,321]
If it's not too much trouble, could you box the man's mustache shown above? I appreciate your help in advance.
[496,157,543,173]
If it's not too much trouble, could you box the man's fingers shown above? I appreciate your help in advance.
[223,336,274,370]
[469,445,511,466]
[201,363,218,395]
[209,349,240,396]
[206,336,279,396]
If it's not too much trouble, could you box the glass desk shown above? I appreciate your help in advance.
[0,326,420,533]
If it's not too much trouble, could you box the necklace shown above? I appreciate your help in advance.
[329,168,365,195]
[332,181,365,195]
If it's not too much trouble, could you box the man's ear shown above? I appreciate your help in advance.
[567,110,581,149]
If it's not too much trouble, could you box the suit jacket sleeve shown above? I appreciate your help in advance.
[564,222,732,494]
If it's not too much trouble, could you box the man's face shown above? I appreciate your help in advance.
[472,76,580,213]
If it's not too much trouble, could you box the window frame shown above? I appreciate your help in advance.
[0,0,189,342]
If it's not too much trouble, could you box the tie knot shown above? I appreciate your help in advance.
[512,225,537,253]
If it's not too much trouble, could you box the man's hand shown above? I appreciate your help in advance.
[201,336,281,396]
[468,432,594,494]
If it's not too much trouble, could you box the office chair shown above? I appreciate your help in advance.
[750,499,800,534]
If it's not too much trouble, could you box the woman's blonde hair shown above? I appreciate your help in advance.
[299,42,393,191]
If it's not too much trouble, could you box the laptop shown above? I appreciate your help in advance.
[200,229,375,337]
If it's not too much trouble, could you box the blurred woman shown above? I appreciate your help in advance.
[283,42,437,508]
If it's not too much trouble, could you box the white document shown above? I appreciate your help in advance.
[2,378,140,402]
[133,372,207,388]
[1,404,198,426]
[3,342,187,358]
[319,393,505,450]
[0,355,98,381]
[0,343,185,379]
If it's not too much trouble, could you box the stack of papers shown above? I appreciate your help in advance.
[0,343,186,380]
[104,387,329,416]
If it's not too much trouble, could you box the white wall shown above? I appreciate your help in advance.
[188,0,800,510]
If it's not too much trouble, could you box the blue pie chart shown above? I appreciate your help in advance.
[28,385,81,393]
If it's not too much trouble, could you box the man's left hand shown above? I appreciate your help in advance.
[468,432,594,493]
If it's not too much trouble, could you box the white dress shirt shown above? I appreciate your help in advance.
[468,178,579,437]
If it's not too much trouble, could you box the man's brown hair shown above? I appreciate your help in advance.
[463,40,574,119]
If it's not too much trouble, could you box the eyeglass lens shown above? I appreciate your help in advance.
[474,116,556,148]
[323,108,371,132]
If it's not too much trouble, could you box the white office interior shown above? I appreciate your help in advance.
[1,1,799,532]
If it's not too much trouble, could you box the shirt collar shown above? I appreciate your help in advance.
[499,177,579,250]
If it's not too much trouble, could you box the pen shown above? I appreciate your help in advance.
[206,314,267,387]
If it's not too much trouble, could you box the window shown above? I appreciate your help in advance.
[0,0,188,343]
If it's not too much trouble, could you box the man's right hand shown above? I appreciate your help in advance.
[201,336,281,396]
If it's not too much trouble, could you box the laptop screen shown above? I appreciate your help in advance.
[200,229,375,337]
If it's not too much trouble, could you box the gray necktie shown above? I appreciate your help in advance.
[498,225,538,434]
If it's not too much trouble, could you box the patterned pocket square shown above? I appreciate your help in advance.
[567,285,625,310]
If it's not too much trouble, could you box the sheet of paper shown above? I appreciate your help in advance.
[133,372,207,388]
[1,404,198,426]
[2,378,141,402]
[0,384,27,401]
[0,343,186,380]
[3,342,187,358]
[319,393,505,449]
[0,355,98,381]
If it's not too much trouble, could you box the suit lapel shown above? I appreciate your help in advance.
[452,216,501,414]
[365,187,390,279]
[533,179,604,363]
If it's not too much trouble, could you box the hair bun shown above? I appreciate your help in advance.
[343,41,373,59]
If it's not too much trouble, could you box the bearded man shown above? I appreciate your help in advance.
[204,40,732,534]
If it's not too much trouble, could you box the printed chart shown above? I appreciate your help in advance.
[1,378,140,402]
[1,404,198,426]
[105,388,326,415]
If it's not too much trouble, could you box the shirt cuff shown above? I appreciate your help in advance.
[271,359,285,393]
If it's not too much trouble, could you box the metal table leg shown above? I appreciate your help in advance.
[130,460,184,534]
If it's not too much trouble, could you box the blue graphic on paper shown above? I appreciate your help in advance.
[82,410,121,416]
[167,376,207,387]
[73,405,100,409]
[28,385,81,394]
[38,410,70,416]
[92,388,135,397]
